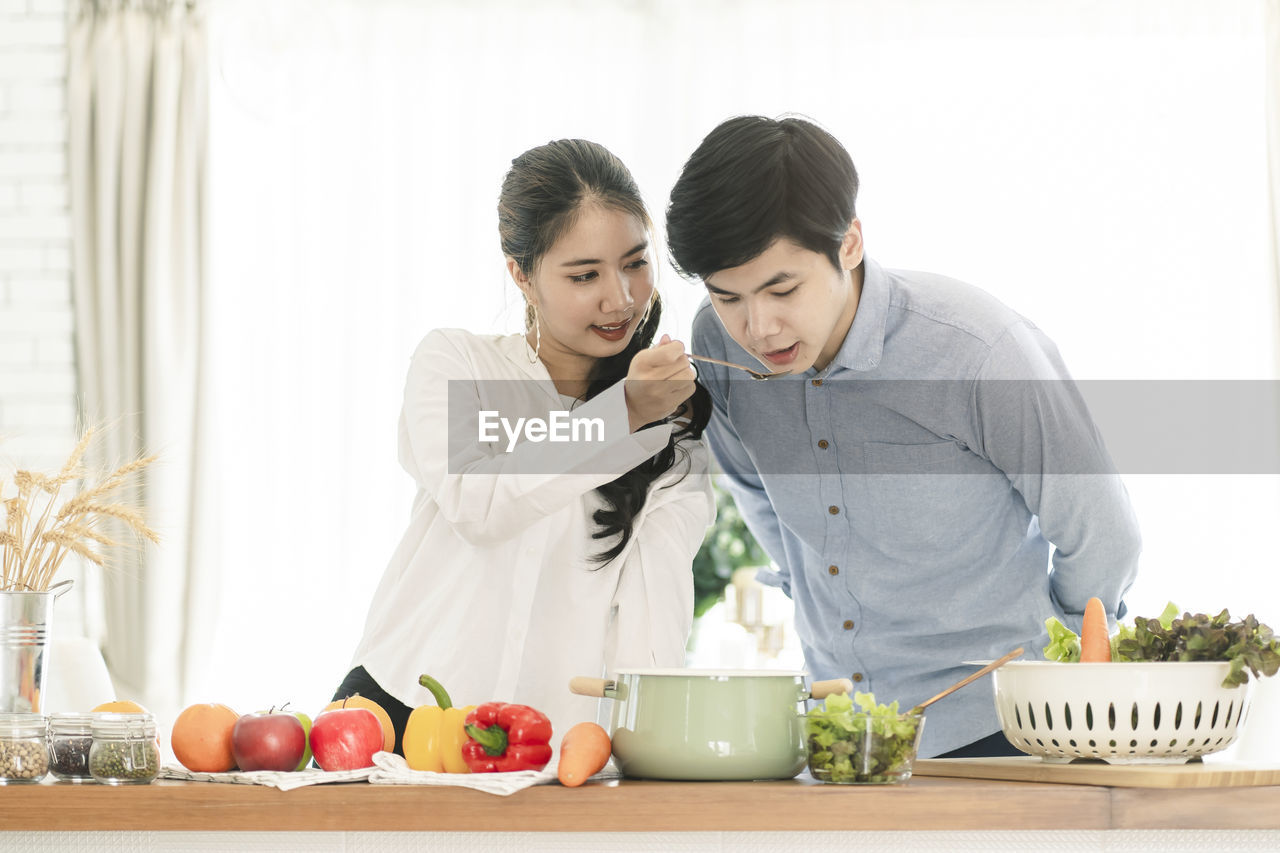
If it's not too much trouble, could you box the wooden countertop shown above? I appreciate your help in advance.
[3,773,1280,832]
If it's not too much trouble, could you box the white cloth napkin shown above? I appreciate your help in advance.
[159,752,621,793]
[159,763,374,791]
[367,751,561,795]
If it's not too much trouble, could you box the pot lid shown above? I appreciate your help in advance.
[613,668,808,678]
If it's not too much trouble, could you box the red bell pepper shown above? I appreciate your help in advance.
[461,702,553,772]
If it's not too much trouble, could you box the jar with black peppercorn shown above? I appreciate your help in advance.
[89,712,159,785]
[47,712,95,782]
[0,712,49,784]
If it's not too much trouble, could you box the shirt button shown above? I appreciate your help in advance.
[811,379,823,387]
[842,619,854,630]
[817,439,829,449]
[828,505,840,515]
[852,672,864,683]
[828,565,839,576]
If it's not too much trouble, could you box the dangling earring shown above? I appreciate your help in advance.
[525,301,541,364]
[636,292,657,332]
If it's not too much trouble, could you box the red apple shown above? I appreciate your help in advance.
[231,711,307,772]
[253,706,313,771]
[309,707,383,771]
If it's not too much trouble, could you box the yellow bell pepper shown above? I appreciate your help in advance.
[403,674,475,773]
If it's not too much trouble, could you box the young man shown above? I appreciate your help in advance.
[666,115,1141,758]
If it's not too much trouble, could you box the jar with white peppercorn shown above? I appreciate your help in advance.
[47,712,95,782]
[89,713,159,785]
[0,713,49,784]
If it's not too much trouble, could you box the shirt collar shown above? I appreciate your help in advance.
[822,255,888,375]
[497,332,559,391]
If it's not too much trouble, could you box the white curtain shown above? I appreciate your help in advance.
[200,0,1279,735]
[1270,0,1280,373]
[68,0,208,719]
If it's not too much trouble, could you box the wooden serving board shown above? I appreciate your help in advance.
[913,756,1280,788]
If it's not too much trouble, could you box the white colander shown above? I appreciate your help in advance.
[991,661,1254,764]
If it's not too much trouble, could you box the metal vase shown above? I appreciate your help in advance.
[0,579,73,713]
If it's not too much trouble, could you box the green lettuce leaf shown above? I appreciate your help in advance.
[1043,617,1081,662]
[1114,607,1280,686]
[1043,600,1280,687]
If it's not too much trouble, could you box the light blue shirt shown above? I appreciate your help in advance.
[691,257,1142,757]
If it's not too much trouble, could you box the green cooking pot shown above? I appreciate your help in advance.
[569,669,852,781]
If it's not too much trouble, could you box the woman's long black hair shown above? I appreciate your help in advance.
[499,139,712,564]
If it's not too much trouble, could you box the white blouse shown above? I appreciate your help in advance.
[350,329,714,740]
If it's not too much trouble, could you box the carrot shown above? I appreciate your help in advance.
[1080,597,1111,662]
[557,722,612,787]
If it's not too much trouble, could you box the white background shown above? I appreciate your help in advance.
[203,0,1280,721]
[3,0,1278,755]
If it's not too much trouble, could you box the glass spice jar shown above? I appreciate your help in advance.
[47,712,95,782]
[0,712,49,784]
[89,712,159,785]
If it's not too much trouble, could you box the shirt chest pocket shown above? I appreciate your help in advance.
[856,440,1008,558]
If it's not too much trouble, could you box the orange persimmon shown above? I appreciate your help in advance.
[557,722,612,787]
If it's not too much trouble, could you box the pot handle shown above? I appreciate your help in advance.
[808,678,854,700]
[568,677,617,699]
[48,579,75,598]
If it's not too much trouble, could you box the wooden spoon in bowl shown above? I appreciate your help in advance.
[909,647,1024,715]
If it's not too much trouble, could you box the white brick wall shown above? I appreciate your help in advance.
[0,0,93,644]
[0,0,76,473]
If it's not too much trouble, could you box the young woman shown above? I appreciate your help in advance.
[334,139,714,753]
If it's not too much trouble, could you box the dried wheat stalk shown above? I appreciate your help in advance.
[1,427,158,592]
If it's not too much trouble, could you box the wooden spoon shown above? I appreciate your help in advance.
[909,647,1024,715]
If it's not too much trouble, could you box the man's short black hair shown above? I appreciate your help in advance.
[666,115,858,282]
